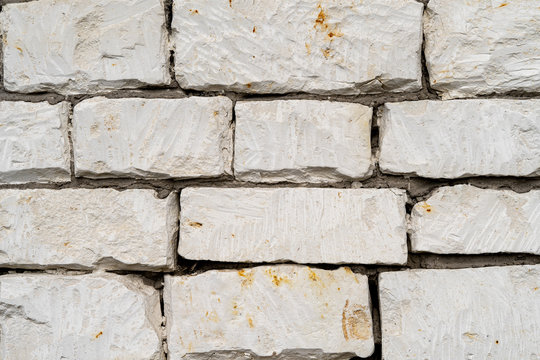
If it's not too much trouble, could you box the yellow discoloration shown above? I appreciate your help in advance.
[188,221,203,228]
[205,310,219,322]
[247,316,254,328]
[265,268,291,286]
[307,268,320,282]
[237,269,254,287]
[342,300,371,341]
[420,202,432,213]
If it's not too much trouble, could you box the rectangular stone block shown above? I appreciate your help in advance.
[73,97,233,179]
[424,0,540,99]
[0,273,163,360]
[234,100,372,183]
[179,187,407,265]
[379,265,540,360]
[410,185,540,255]
[0,0,170,94]
[172,0,423,94]
[0,189,178,271]
[379,100,540,178]
[0,101,70,184]
[164,265,374,359]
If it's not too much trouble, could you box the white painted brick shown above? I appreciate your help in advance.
[234,100,372,183]
[0,272,163,360]
[424,0,540,99]
[164,265,374,359]
[0,101,70,184]
[73,97,233,179]
[379,265,540,360]
[379,100,540,178]
[410,185,540,255]
[179,187,407,265]
[172,0,422,94]
[0,0,170,94]
[0,189,178,271]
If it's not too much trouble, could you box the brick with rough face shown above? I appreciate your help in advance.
[172,0,423,94]
[0,101,70,184]
[410,185,540,255]
[0,189,178,271]
[424,0,540,99]
[379,266,540,359]
[234,100,372,183]
[0,0,170,94]
[0,272,163,360]
[164,265,374,359]
[379,100,540,178]
[179,187,408,265]
[72,97,233,179]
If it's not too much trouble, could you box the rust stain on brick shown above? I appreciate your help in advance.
[188,221,203,228]
[95,331,103,339]
[342,300,370,341]
[237,269,254,287]
[265,268,291,286]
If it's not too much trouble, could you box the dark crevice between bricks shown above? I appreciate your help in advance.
[230,100,237,177]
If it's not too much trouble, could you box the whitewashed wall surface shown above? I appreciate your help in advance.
[0,0,539,359]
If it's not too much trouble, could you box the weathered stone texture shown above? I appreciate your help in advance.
[379,265,540,359]
[424,0,540,99]
[411,185,540,255]
[0,101,70,184]
[0,273,163,360]
[164,265,374,359]
[379,100,540,178]
[73,97,233,179]
[0,0,170,94]
[234,100,372,183]
[179,187,407,264]
[0,189,178,271]
[172,0,423,94]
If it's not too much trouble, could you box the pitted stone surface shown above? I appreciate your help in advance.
[179,187,407,265]
[0,189,178,271]
[73,97,233,179]
[0,101,70,184]
[379,265,540,360]
[379,100,540,178]
[164,265,374,359]
[424,0,540,99]
[234,100,372,183]
[0,272,163,360]
[410,185,540,255]
[0,0,170,94]
[172,0,423,94]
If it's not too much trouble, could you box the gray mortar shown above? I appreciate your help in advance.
[0,1,540,360]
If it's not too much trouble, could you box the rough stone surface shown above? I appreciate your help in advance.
[379,99,540,178]
[0,0,170,94]
[73,97,233,179]
[410,185,540,255]
[172,0,423,94]
[0,272,163,360]
[0,189,178,271]
[424,0,540,99]
[379,265,540,359]
[179,187,407,265]
[164,265,374,359]
[0,101,70,184]
[234,100,372,183]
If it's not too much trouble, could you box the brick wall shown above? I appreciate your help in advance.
[0,0,539,359]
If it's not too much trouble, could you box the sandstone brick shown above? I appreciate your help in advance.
[410,185,540,255]
[172,0,423,94]
[234,100,372,183]
[424,0,540,99]
[0,189,177,271]
[73,97,233,179]
[379,265,540,359]
[0,101,70,184]
[164,265,374,359]
[379,100,540,178]
[179,187,407,264]
[0,272,163,360]
[0,0,170,94]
